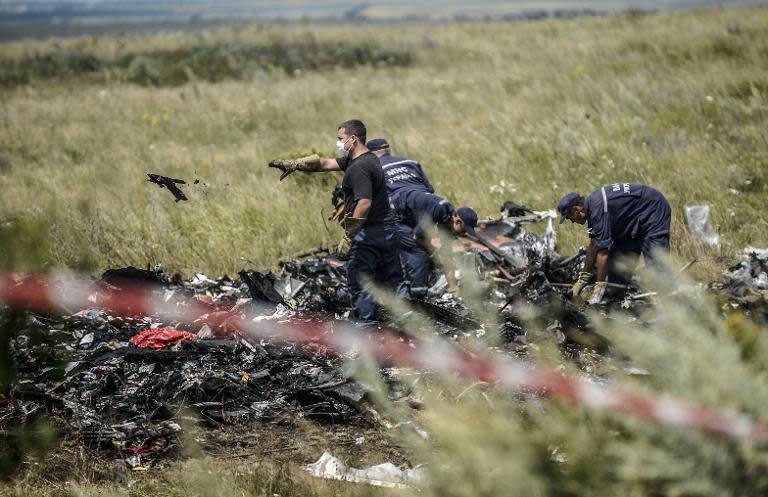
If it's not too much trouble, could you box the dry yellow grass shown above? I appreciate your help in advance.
[1,8,766,279]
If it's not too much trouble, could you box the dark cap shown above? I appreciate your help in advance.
[557,192,583,224]
[457,207,478,237]
[366,138,390,152]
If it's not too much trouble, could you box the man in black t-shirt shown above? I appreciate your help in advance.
[267,119,404,325]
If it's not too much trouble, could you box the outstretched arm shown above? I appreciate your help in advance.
[307,158,342,172]
[268,155,341,180]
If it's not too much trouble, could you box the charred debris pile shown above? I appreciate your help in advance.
[5,202,754,469]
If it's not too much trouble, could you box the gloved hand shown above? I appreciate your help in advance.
[336,236,353,260]
[268,154,320,181]
[336,216,366,260]
[587,281,608,305]
[571,271,592,297]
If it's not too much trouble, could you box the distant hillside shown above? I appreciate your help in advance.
[0,1,764,41]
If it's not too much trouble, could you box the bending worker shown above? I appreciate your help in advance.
[398,192,478,295]
[368,138,478,295]
[557,182,671,304]
[267,119,404,325]
[366,138,434,201]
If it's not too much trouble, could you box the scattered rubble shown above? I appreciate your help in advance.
[2,264,386,469]
[0,201,664,471]
[715,247,768,323]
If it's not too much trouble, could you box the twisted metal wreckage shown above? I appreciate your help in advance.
[2,198,766,473]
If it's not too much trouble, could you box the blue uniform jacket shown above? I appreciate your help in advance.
[586,183,671,252]
[393,190,454,241]
[380,155,434,200]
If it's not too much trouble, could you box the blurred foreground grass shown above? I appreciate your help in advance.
[4,265,768,496]
[0,7,767,276]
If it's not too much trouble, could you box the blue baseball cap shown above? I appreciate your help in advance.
[457,207,478,237]
[557,192,583,224]
[366,138,389,151]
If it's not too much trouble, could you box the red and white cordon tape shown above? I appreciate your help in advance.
[1,272,767,445]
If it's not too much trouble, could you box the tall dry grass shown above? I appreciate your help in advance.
[1,8,767,276]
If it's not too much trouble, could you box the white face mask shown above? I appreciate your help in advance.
[336,136,352,157]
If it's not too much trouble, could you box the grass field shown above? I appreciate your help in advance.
[1,6,767,277]
[3,8,768,496]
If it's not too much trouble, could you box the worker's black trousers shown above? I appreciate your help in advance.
[608,234,670,285]
[346,222,405,325]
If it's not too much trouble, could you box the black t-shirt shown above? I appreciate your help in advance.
[336,152,393,225]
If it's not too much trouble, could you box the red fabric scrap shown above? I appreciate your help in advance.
[123,445,155,456]
[129,328,197,349]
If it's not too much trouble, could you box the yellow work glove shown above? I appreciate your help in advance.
[571,271,592,297]
[336,216,366,260]
[587,281,608,305]
[267,154,321,181]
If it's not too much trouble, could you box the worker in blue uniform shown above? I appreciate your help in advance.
[367,138,434,203]
[366,138,435,200]
[395,191,478,295]
[557,183,672,304]
[367,138,478,295]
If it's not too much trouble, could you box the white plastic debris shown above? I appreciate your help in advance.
[197,324,214,339]
[79,333,94,348]
[163,289,176,303]
[534,209,558,220]
[72,309,103,320]
[684,204,720,246]
[439,292,455,302]
[534,217,557,255]
[304,451,425,488]
[64,361,80,375]
[623,367,651,376]
[756,272,768,290]
[545,217,557,250]
[190,273,215,285]
[743,246,768,259]
[252,303,292,322]
[427,274,448,297]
